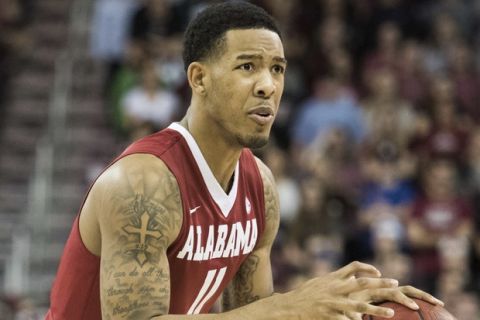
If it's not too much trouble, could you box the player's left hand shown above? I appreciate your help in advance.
[344,284,444,319]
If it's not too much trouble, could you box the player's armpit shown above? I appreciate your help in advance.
[221,158,280,312]
[97,155,183,319]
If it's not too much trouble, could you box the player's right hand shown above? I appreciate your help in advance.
[282,261,398,319]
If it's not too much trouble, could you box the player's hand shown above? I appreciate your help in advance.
[345,285,444,319]
[283,261,403,319]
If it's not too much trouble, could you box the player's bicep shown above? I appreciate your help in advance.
[97,155,182,319]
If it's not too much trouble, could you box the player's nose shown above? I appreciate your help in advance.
[254,70,275,98]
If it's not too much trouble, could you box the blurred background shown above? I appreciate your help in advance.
[0,0,480,318]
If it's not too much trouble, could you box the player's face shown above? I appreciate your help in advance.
[204,28,286,149]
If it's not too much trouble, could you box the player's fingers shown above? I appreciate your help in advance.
[328,299,394,318]
[399,285,445,306]
[334,261,382,279]
[338,277,398,294]
[330,310,358,320]
[333,314,351,320]
[365,288,420,310]
[344,311,363,320]
[324,310,352,320]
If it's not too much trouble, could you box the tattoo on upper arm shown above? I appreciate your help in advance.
[121,194,171,266]
[233,254,261,307]
[263,174,279,225]
[259,162,280,244]
[222,284,234,312]
[101,166,182,319]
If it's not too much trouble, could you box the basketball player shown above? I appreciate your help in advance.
[46,2,442,319]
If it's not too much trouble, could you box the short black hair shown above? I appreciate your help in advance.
[182,1,281,72]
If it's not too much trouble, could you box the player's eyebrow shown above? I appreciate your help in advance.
[236,54,287,65]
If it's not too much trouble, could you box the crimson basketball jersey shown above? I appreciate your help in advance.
[46,123,266,319]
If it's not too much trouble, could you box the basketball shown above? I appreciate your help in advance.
[362,298,456,320]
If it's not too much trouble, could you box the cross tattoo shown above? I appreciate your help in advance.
[123,212,162,265]
[124,212,162,244]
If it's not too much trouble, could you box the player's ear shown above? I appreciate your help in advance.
[187,62,207,96]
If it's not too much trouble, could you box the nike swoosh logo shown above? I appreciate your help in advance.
[189,206,201,214]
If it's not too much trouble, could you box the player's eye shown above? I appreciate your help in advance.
[238,63,254,71]
[272,65,285,74]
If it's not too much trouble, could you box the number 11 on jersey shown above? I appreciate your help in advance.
[187,267,228,314]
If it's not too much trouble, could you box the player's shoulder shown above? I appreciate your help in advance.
[254,156,275,188]
[93,153,181,209]
[253,156,279,214]
[100,153,174,184]
[93,153,183,238]
[253,156,280,246]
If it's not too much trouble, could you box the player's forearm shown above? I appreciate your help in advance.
[152,293,290,320]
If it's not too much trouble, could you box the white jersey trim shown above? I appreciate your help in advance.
[168,123,239,218]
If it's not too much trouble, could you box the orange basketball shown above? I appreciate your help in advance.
[362,298,456,320]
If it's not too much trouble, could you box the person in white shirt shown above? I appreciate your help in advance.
[121,59,180,139]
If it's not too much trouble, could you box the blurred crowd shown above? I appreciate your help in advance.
[91,0,480,318]
[0,0,32,126]
[1,0,478,318]
[0,0,35,317]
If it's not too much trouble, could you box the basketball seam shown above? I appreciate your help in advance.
[418,309,425,320]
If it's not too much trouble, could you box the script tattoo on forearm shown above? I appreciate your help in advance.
[101,166,181,319]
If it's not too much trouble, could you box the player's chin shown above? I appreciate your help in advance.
[237,132,270,149]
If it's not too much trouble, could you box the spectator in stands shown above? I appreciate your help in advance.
[120,59,180,140]
[361,21,402,94]
[429,0,474,45]
[130,0,176,44]
[0,0,32,116]
[292,74,365,150]
[129,0,186,97]
[299,127,362,204]
[288,177,327,245]
[354,139,416,261]
[371,226,412,287]
[407,159,473,293]
[461,127,480,293]
[396,40,429,108]
[423,12,462,75]
[90,0,139,89]
[447,41,480,121]
[412,76,470,166]
[304,16,349,87]
[108,40,146,136]
[361,67,417,149]
[151,37,185,90]
[0,298,13,320]
[289,173,356,252]
[304,234,343,278]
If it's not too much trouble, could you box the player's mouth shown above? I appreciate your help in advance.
[247,106,274,126]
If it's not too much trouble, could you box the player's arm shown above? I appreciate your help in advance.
[94,155,441,320]
[96,154,183,319]
[221,158,280,311]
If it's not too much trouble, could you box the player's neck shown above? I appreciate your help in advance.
[180,114,241,193]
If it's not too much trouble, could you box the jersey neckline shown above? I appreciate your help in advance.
[168,122,239,218]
